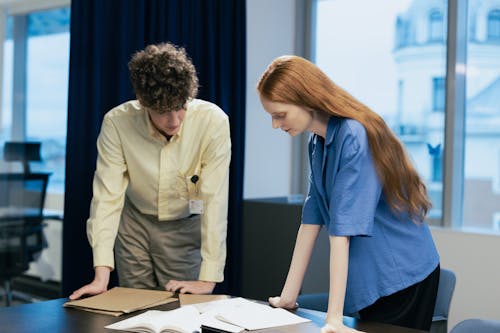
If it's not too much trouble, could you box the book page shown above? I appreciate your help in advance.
[105,306,201,333]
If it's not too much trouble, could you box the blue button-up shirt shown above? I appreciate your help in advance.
[302,116,439,314]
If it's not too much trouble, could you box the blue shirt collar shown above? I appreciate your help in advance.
[324,116,338,146]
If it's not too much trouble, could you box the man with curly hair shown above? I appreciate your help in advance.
[69,43,231,299]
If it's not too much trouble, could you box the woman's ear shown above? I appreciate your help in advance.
[308,107,318,114]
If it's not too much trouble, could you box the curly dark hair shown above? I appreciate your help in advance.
[128,43,199,113]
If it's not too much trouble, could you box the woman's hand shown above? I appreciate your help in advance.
[320,320,365,333]
[268,296,298,310]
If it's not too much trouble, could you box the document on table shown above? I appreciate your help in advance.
[106,297,311,333]
[105,306,201,333]
[63,287,176,316]
[191,297,310,331]
[178,293,230,306]
[203,298,310,331]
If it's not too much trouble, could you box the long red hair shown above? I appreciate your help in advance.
[257,56,430,222]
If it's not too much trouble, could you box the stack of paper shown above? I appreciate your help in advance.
[196,298,310,332]
[105,297,311,333]
[63,287,176,316]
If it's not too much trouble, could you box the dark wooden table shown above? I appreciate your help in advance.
[0,298,426,333]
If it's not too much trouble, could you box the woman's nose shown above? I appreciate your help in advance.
[272,118,280,129]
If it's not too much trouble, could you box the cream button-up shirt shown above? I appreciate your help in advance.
[86,99,231,282]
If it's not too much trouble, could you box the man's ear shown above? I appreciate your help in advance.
[136,97,144,107]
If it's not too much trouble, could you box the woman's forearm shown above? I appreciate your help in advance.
[280,224,321,304]
[326,236,350,323]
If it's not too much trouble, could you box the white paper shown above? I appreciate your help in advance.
[213,298,310,330]
[200,311,245,333]
[185,297,310,331]
[106,297,310,333]
[105,306,200,333]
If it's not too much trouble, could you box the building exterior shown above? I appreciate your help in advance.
[393,0,500,228]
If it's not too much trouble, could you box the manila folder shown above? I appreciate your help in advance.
[63,287,176,316]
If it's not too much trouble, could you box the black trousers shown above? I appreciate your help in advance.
[358,264,440,331]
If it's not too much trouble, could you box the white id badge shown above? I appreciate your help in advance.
[189,199,204,214]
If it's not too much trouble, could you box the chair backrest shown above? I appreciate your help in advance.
[430,268,457,333]
[3,141,42,174]
[434,268,456,319]
[450,319,500,333]
[0,173,49,215]
[0,172,50,279]
[297,292,329,312]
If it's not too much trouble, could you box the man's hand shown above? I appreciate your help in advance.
[268,296,299,310]
[69,266,111,300]
[164,280,216,294]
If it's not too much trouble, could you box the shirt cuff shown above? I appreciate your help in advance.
[92,245,115,270]
[198,259,225,282]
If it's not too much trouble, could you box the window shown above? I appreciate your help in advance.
[395,18,409,48]
[315,0,447,223]
[429,10,444,42]
[0,0,70,284]
[0,5,70,200]
[432,77,445,112]
[487,9,500,41]
[314,0,500,232]
[464,3,500,230]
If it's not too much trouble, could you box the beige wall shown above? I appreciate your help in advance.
[430,227,500,330]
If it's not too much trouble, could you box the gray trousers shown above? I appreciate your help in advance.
[115,198,201,289]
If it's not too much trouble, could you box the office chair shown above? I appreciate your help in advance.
[0,141,50,306]
[430,268,457,333]
[450,319,500,333]
[3,142,43,174]
[297,292,329,312]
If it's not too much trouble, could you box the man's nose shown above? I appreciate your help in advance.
[272,118,280,129]
[167,112,180,126]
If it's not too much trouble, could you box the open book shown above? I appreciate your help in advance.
[105,306,201,333]
[105,297,310,333]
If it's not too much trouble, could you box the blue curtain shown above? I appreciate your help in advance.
[63,0,245,296]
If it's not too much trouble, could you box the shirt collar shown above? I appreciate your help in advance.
[324,116,338,146]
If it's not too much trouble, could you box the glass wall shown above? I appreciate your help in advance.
[1,7,70,195]
[463,1,500,230]
[315,0,447,222]
[315,0,500,232]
